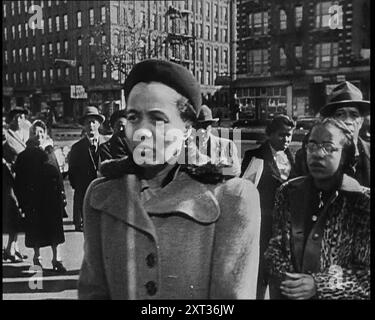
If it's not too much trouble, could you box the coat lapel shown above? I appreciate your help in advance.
[89,171,221,240]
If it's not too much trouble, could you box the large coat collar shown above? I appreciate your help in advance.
[89,170,221,239]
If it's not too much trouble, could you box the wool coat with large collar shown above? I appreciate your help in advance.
[78,166,261,300]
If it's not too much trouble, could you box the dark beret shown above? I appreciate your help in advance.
[110,109,127,128]
[6,107,29,123]
[123,59,201,114]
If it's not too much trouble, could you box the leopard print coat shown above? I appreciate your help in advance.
[265,174,370,300]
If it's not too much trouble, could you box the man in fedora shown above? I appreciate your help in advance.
[295,81,370,187]
[68,106,106,231]
[193,105,241,177]
[319,81,370,187]
[99,109,131,161]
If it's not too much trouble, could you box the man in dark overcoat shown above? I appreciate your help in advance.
[68,106,105,231]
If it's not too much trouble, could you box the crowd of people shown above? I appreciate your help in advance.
[2,59,370,299]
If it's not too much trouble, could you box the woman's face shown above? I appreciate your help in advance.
[125,82,189,166]
[32,125,47,146]
[306,124,345,180]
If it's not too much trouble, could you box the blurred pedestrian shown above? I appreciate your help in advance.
[68,106,105,232]
[78,59,261,299]
[241,114,297,299]
[2,128,27,263]
[193,105,241,177]
[14,120,67,272]
[265,118,370,299]
[99,109,131,161]
[2,107,29,263]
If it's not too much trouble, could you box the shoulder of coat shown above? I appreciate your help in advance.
[280,175,307,190]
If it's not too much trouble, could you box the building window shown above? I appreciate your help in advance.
[295,45,303,60]
[12,49,16,62]
[214,48,218,63]
[32,46,36,59]
[213,4,218,20]
[41,19,45,34]
[57,68,61,79]
[222,28,227,42]
[5,73,9,84]
[280,9,287,30]
[18,1,21,14]
[65,67,69,78]
[3,3,6,18]
[102,64,107,78]
[295,6,303,27]
[214,26,218,41]
[315,1,332,28]
[25,22,28,37]
[205,25,210,40]
[206,47,210,62]
[222,6,228,22]
[40,1,44,8]
[90,64,95,79]
[4,50,8,63]
[200,45,204,61]
[90,8,94,25]
[33,70,37,83]
[4,27,7,41]
[18,24,22,38]
[24,1,27,13]
[19,48,22,62]
[26,71,30,83]
[20,72,23,84]
[205,70,210,85]
[205,2,210,18]
[11,2,15,15]
[49,42,52,55]
[42,69,46,83]
[49,68,53,82]
[101,6,106,23]
[25,47,29,61]
[13,73,17,85]
[48,17,52,32]
[280,47,287,67]
[101,35,106,44]
[315,42,338,68]
[77,38,82,54]
[48,0,52,6]
[78,65,83,80]
[63,14,68,29]
[111,6,119,24]
[247,49,269,74]
[42,44,45,56]
[64,40,68,53]
[56,42,60,54]
[56,16,60,31]
[223,48,228,64]
[89,36,94,46]
[12,25,15,39]
[248,11,268,35]
[77,11,82,28]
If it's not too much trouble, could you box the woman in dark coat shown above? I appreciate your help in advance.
[15,120,67,273]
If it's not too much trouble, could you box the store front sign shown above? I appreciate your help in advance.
[3,87,13,96]
[70,85,88,99]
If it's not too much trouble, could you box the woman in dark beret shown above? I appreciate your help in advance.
[78,60,261,299]
[265,118,370,299]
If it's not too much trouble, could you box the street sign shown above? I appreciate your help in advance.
[70,85,88,99]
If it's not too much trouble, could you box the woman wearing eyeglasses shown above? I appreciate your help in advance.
[265,118,370,300]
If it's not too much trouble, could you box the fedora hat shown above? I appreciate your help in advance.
[6,107,29,123]
[320,81,370,117]
[79,106,105,125]
[196,105,219,124]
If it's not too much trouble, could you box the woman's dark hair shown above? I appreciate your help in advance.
[265,115,295,136]
[309,118,356,176]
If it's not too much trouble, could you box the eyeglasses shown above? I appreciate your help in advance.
[306,142,342,155]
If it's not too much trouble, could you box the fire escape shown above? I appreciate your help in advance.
[165,5,196,73]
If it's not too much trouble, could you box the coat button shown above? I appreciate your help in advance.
[312,233,319,240]
[146,253,156,268]
[145,281,157,296]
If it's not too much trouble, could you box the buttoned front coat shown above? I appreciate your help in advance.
[78,170,261,299]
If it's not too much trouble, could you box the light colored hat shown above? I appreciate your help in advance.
[79,106,105,125]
